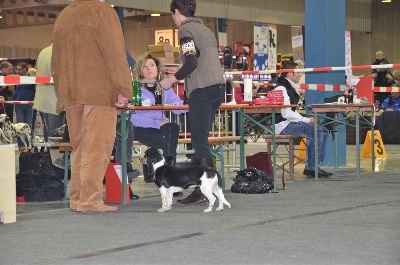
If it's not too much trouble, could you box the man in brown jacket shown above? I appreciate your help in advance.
[52,0,132,213]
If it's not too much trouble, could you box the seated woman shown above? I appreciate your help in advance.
[381,88,400,112]
[131,53,187,183]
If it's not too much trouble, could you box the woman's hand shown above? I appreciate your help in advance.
[160,119,169,126]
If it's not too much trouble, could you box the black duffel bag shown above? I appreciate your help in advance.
[16,171,64,202]
[231,167,274,194]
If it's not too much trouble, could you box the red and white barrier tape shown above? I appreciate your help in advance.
[4,101,34,104]
[373,86,400,92]
[0,76,53,85]
[225,63,400,75]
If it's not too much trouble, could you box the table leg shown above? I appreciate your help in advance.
[371,108,375,172]
[272,109,277,192]
[334,113,338,173]
[121,111,128,205]
[356,111,360,180]
[314,112,318,179]
[64,151,69,200]
[238,109,245,170]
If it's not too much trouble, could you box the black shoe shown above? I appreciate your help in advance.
[130,193,140,200]
[303,169,331,178]
[173,192,183,197]
[129,187,139,200]
[318,168,333,177]
[177,188,208,205]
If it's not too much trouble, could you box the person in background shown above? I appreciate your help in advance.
[372,59,394,105]
[273,61,332,178]
[0,61,15,123]
[381,88,400,112]
[160,0,226,205]
[372,51,387,74]
[130,53,187,188]
[392,70,400,85]
[33,44,66,141]
[13,63,36,151]
[52,0,132,213]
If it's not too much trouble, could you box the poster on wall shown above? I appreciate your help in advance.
[267,25,277,70]
[291,26,304,68]
[345,30,352,77]
[155,29,174,44]
[253,23,268,71]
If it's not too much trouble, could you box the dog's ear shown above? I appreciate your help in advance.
[146,156,155,175]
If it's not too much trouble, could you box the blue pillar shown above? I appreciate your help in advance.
[304,0,346,166]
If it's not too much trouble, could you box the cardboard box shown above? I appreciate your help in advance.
[147,44,173,52]
[150,51,173,59]
[158,57,167,64]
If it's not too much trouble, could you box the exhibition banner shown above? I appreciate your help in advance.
[345,30,352,76]
[253,23,268,71]
[291,26,305,68]
[267,25,277,70]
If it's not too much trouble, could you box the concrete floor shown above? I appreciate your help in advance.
[1,142,399,265]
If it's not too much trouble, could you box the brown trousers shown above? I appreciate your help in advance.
[66,105,117,210]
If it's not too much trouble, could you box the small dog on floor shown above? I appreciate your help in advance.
[141,147,231,213]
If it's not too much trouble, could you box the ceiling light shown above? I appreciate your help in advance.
[382,0,391,2]
[151,13,161,17]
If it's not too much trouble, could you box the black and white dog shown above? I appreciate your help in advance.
[0,114,32,150]
[142,147,231,213]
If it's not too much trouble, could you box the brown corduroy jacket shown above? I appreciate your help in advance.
[52,0,132,107]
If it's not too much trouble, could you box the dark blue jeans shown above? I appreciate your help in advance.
[188,84,226,158]
[15,104,33,147]
[280,122,328,170]
[133,123,180,158]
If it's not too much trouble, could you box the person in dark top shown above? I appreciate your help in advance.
[160,0,226,205]
[0,61,15,122]
[13,63,36,150]
[372,59,394,105]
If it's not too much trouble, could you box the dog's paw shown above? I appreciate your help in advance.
[157,208,166,213]
[215,207,223,212]
[203,208,213,213]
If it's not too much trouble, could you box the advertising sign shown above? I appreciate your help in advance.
[253,23,268,71]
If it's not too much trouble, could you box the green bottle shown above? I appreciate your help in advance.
[132,80,141,106]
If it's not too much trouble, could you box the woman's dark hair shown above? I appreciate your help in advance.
[280,61,298,78]
[170,0,196,17]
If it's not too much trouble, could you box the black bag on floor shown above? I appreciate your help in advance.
[17,150,65,201]
[19,150,56,175]
[16,171,64,202]
[231,167,274,194]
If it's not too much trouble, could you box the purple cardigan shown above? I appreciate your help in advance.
[130,86,187,129]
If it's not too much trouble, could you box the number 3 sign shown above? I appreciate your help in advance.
[361,130,387,158]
